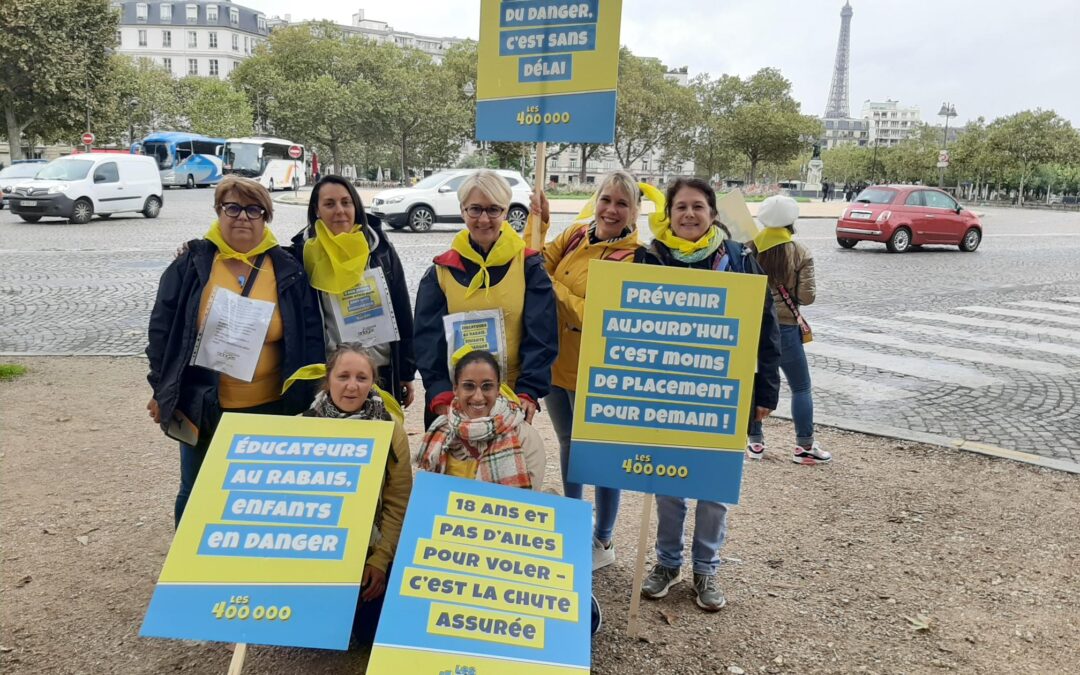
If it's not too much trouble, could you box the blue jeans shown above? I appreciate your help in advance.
[749,323,815,447]
[654,496,729,576]
[546,386,621,543]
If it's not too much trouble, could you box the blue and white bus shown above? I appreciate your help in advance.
[222,137,305,191]
[135,132,225,188]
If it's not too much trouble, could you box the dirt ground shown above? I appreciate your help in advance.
[1,356,1078,674]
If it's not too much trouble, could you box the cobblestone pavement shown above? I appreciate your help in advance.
[2,190,1078,465]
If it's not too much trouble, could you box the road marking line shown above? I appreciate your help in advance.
[817,327,1069,375]
[807,369,916,402]
[1051,296,1080,305]
[805,342,1002,387]
[956,305,1080,327]
[835,315,1080,358]
[1006,300,1080,315]
[899,311,1080,343]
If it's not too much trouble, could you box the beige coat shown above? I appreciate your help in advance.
[770,241,816,326]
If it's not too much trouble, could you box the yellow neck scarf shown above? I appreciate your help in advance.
[282,363,403,426]
[450,222,526,298]
[303,219,371,294]
[639,182,720,255]
[204,219,278,267]
[753,227,793,254]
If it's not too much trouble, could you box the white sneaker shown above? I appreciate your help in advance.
[746,441,766,460]
[592,537,615,570]
[793,441,832,465]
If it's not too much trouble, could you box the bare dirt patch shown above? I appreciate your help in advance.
[2,357,1077,674]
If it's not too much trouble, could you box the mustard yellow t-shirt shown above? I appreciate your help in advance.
[197,255,283,409]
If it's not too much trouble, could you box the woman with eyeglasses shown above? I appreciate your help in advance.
[413,170,557,429]
[146,176,324,526]
[286,176,417,409]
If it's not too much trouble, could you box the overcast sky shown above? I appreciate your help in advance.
[248,0,1079,125]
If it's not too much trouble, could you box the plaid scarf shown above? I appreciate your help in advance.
[417,397,532,489]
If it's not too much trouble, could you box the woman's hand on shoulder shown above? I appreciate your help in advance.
[520,398,537,423]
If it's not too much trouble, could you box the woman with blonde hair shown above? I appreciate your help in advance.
[413,170,557,428]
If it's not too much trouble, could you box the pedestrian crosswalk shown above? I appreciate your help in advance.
[800,298,1080,404]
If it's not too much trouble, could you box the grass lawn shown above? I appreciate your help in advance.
[0,364,27,382]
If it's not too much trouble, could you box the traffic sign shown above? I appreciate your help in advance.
[937,149,950,168]
[288,145,302,159]
[81,132,95,146]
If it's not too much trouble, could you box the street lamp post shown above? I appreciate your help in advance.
[937,102,957,187]
[127,97,140,150]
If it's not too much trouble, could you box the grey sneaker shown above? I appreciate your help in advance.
[641,564,682,599]
[693,573,727,612]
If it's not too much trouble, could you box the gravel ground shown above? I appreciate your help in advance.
[2,357,1078,674]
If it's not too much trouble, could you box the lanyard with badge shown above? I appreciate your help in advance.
[191,253,274,382]
[328,266,400,347]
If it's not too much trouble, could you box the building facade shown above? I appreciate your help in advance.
[861,99,922,147]
[268,9,463,63]
[822,117,869,149]
[114,0,269,79]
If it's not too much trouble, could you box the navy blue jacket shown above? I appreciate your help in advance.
[413,244,558,413]
[146,240,325,433]
[636,239,782,413]
[287,215,417,403]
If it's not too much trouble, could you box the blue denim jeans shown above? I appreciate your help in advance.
[749,323,815,447]
[545,386,621,543]
[654,496,729,576]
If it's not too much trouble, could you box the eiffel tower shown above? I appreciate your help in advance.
[824,2,854,118]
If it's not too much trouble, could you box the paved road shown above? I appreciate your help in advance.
[2,189,1078,466]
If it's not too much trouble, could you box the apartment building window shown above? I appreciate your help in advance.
[186,4,198,23]
[244,37,250,54]
[188,31,197,48]
[232,34,239,51]
[162,57,172,72]
[209,32,217,48]
[229,8,239,26]
[206,4,218,22]
[209,59,219,76]
[136,3,148,22]
[257,15,266,32]
[188,58,198,76]
[138,29,147,46]
[162,30,171,47]
[569,157,578,169]
[159,3,172,21]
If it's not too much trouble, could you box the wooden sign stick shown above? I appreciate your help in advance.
[528,141,548,250]
[626,492,654,637]
[227,643,247,675]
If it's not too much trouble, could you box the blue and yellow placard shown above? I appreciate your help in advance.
[140,413,393,650]
[567,261,767,503]
[477,0,623,143]
[368,472,592,674]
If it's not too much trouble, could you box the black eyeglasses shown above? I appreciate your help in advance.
[220,202,267,219]
[464,205,505,219]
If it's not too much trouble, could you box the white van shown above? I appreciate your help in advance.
[8,153,164,224]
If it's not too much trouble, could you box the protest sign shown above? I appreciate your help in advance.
[140,413,393,650]
[476,0,623,144]
[567,261,767,504]
[368,472,592,674]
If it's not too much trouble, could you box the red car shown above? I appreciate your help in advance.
[836,185,982,253]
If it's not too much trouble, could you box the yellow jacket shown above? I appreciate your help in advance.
[526,218,639,390]
[367,421,413,572]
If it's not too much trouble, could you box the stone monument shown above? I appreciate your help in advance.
[806,142,823,192]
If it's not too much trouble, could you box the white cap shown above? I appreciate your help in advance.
[757,195,799,229]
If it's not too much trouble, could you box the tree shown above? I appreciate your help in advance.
[987,109,1079,205]
[820,144,873,184]
[0,0,118,159]
[177,77,252,138]
[612,49,697,170]
[89,55,183,146]
[720,68,821,184]
[690,73,744,182]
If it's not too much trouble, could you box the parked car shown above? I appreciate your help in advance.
[370,169,533,233]
[0,160,49,210]
[8,153,163,224]
[835,185,983,253]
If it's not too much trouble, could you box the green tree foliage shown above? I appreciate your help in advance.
[0,0,119,159]
[613,49,698,170]
[89,56,183,146]
[986,109,1079,205]
[177,77,253,138]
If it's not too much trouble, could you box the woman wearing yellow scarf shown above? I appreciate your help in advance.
[146,176,325,527]
[414,170,557,428]
[634,177,781,614]
[284,176,417,410]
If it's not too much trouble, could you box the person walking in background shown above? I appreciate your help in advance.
[821,181,830,202]
[747,196,831,465]
[524,170,642,570]
[635,177,781,612]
